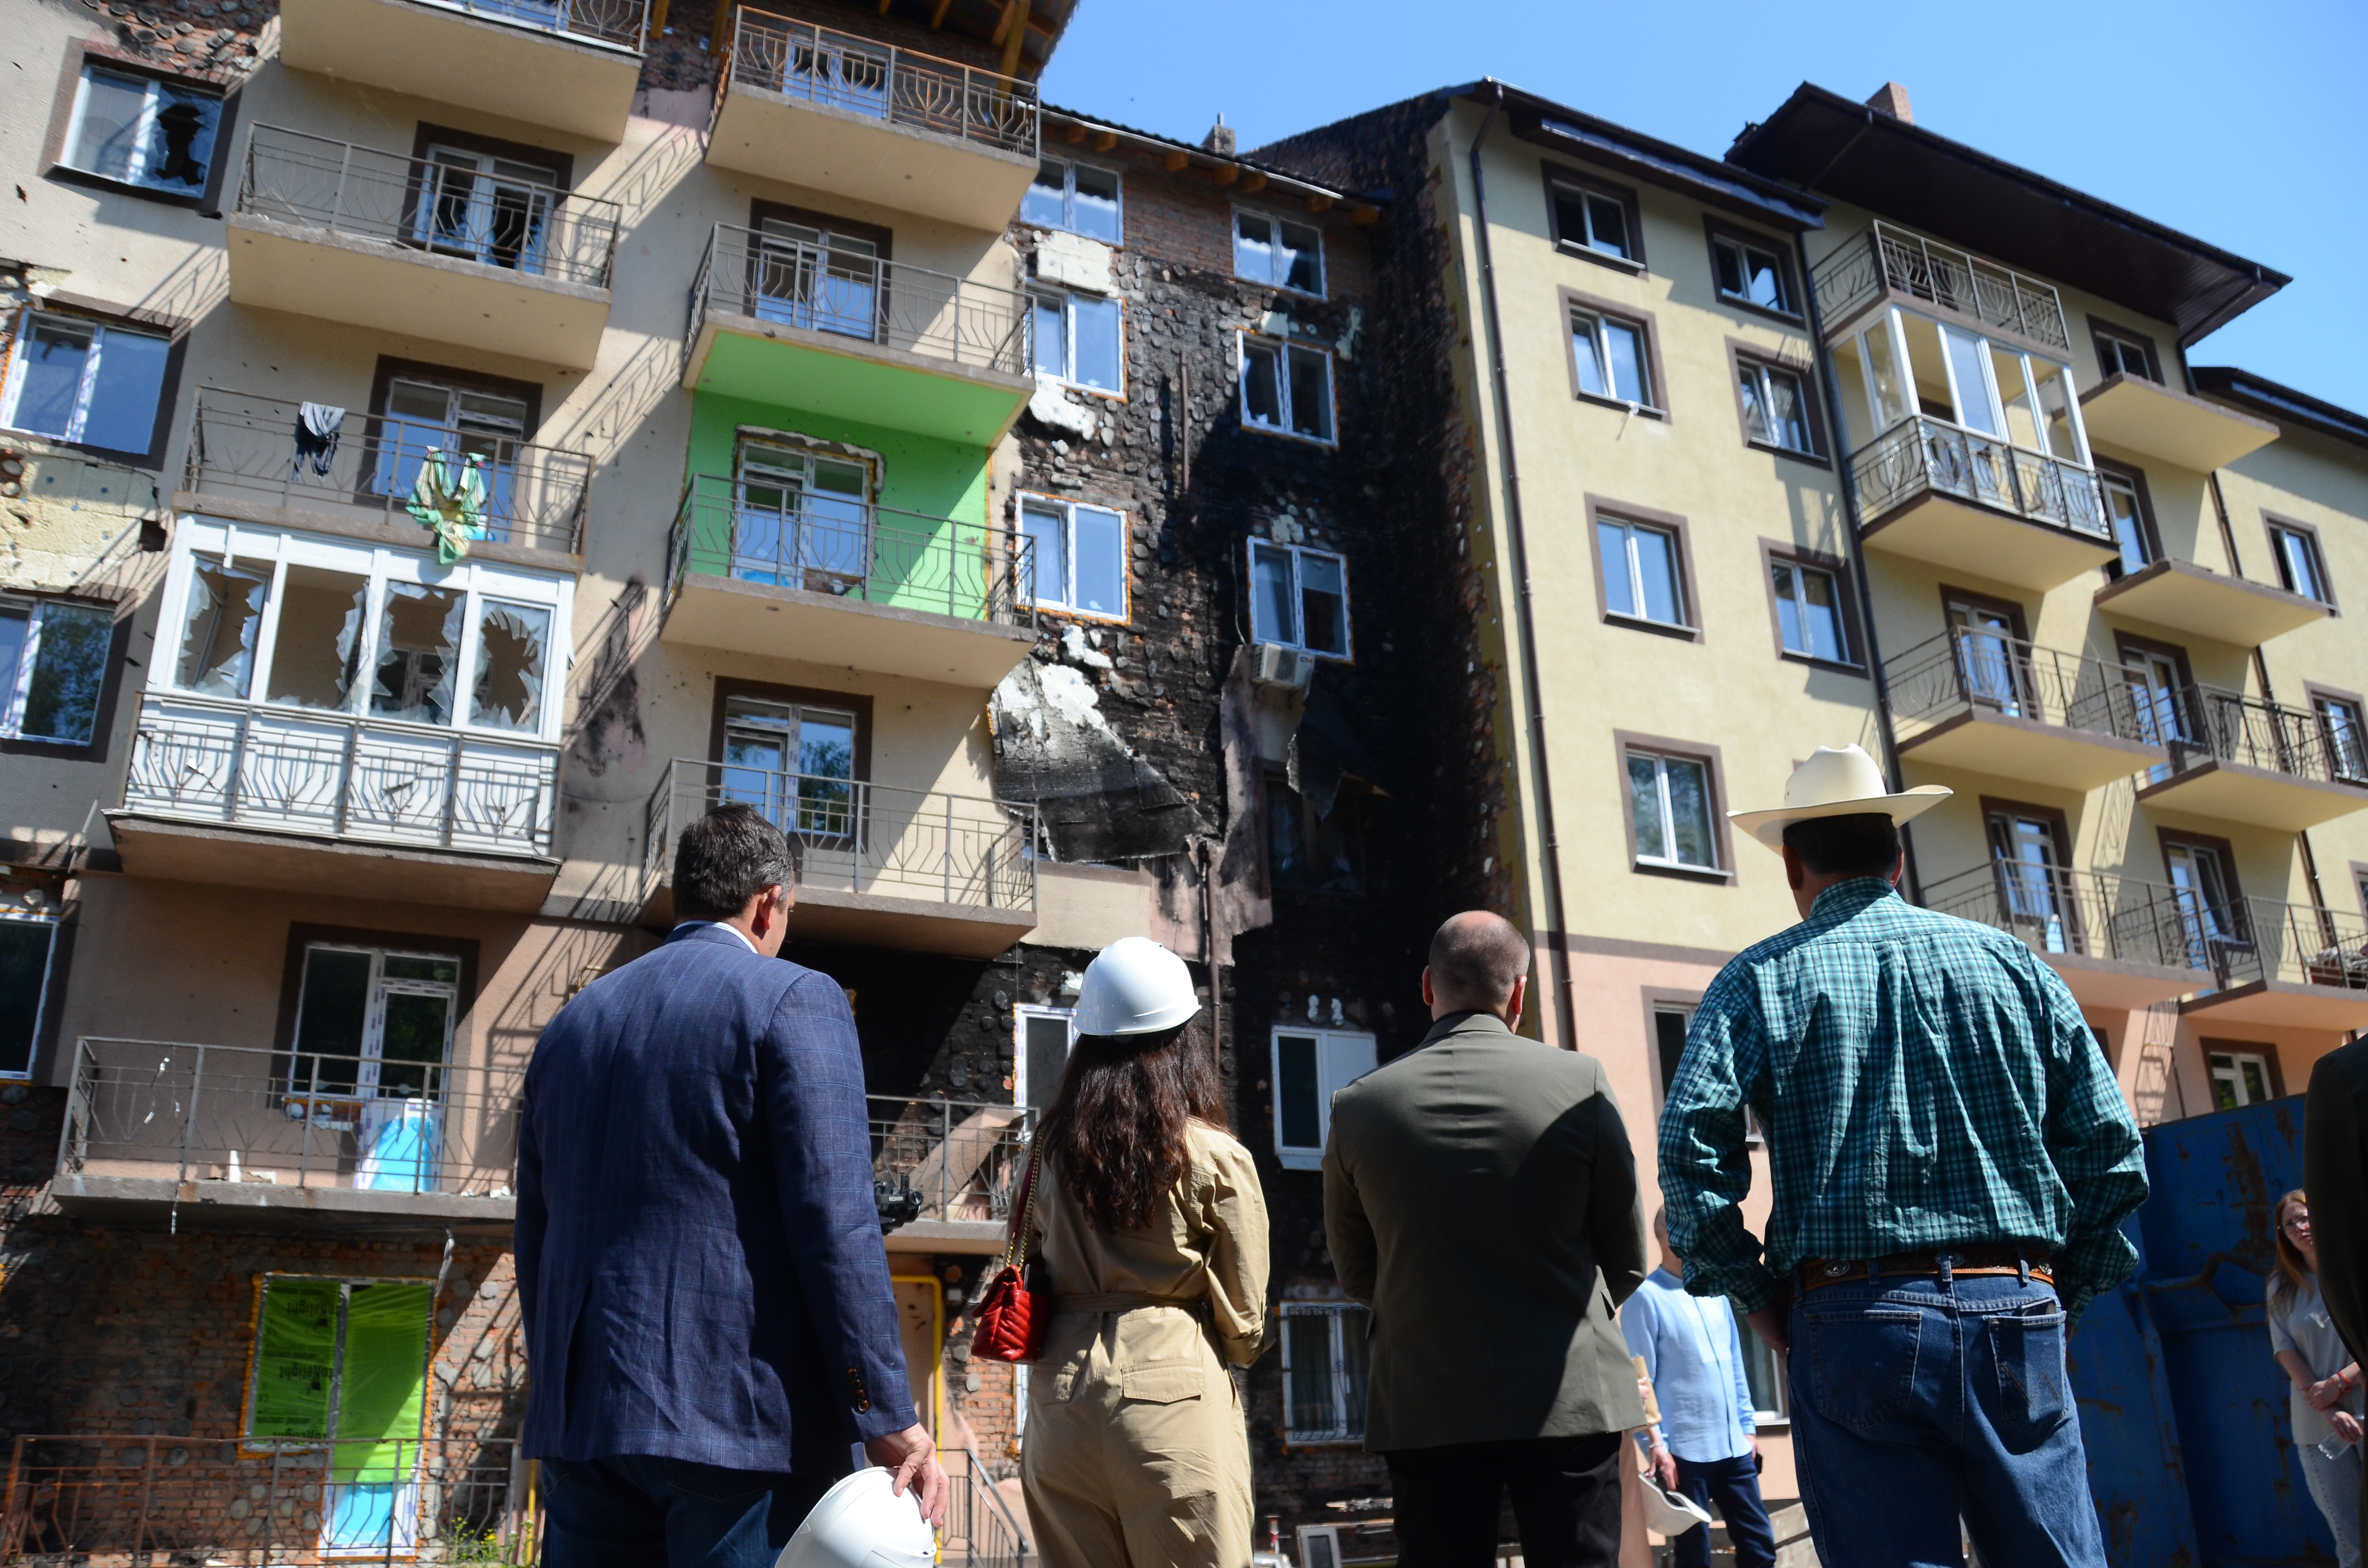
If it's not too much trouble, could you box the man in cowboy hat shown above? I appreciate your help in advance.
[1658,745,2146,1568]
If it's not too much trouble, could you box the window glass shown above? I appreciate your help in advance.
[1739,1328,1786,1420]
[1571,314,1608,400]
[2273,527,2327,602]
[1274,1031,1320,1150]
[1944,328,1996,435]
[1271,1028,1375,1167]
[1665,758,1714,868]
[371,583,463,726]
[1021,501,1067,609]
[1603,320,1647,404]
[15,601,111,745]
[1599,519,1681,625]
[69,69,152,183]
[1863,321,1909,429]
[1022,160,1066,229]
[0,917,58,1076]
[1653,1005,1690,1099]
[1071,504,1125,617]
[1233,212,1275,283]
[1627,752,1666,861]
[2097,332,2155,382]
[9,319,96,440]
[1716,237,1789,312]
[1251,541,1295,644]
[68,68,220,193]
[2208,1050,2273,1112]
[469,599,549,733]
[1584,192,1629,258]
[293,945,372,1091]
[1740,364,1812,452]
[1241,340,1284,428]
[0,606,25,705]
[1072,165,1122,244]
[1298,552,1347,657]
[2317,697,2368,780]
[1286,346,1333,440]
[79,328,168,453]
[1899,315,1952,423]
[1773,561,1847,663]
[1031,294,1066,380]
[1278,220,1323,294]
[1283,1303,1371,1443]
[2102,474,2150,576]
[1017,1007,1074,1112]
[265,565,370,712]
[1070,295,1122,393]
[2032,361,2081,460]
[175,558,268,698]
[1285,1309,1334,1437]
[1630,751,1716,870]
[1990,345,2041,450]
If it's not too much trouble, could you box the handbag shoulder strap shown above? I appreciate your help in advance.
[1004,1140,1042,1269]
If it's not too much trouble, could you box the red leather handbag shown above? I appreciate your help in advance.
[971,1144,1047,1362]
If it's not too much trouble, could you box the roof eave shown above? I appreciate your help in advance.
[2192,367,2368,455]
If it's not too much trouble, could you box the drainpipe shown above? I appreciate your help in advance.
[1795,227,1920,903]
[1467,84,1576,1050]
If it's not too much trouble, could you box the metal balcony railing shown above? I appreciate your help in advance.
[58,1037,521,1198]
[123,694,560,858]
[235,125,621,290]
[939,1445,1030,1568]
[1813,220,2071,351]
[868,1095,1033,1230]
[2158,686,2368,792]
[2222,898,2368,994]
[666,473,1034,625]
[1921,864,2207,973]
[1887,628,2155,746]
[183,388,592,555]
[687,225,1032,377]
[643,759,1036,915]
[723,10,1038,156]
[407,0,648,48]
[1851,414,2110,540]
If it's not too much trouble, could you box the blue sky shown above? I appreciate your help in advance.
[1039,0,2367,414]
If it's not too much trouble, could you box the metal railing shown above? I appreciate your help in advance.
[183,388,592,555]
[687,225,1031,377]
[939,1444,1029,1568]
[1922,865,2207,973]
[723,10,1037,156]
[402,0,647,49]
[666,473,1034,625]
[1,1433,535,1566]
[868,1096,1033,1229]
[2162,686,2368,792]
[1851,414,2110,540]
[1813,220,2070,350]
[236,125,621,290]
[1887,627,2156,747]
[643,760,1036,915]
[123,694,561,859]
[2226,898,2368,994]
[58,1036,520,1198]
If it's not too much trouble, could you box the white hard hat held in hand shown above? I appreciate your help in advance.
[775,1468,936,1568]
[1074,937,1201,1036]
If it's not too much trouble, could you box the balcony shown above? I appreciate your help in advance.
[1851,415,2118,590]
[1922,865,2211,1010]
[640,759,1036,957]
[2079,372,2279,473]
[111,695,561,911]
[2093,556,2330,647]
[180,387,591,561]
[683,225,1033,445]
[2135,688,2368,832]
[2180,899,2368,1031]
[709,11,1038,230]
[1815,220,2070,352]
[49,1037,519,1232]
[1887,629,2165,791]
[227,127,618,370]
[871,1095,1032,1253]
[662,473,1034,687]
[279,0,645,140]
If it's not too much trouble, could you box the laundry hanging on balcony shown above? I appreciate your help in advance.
[292,403,345,478]
[405,448,490,564]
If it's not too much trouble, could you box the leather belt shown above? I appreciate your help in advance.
[1054,1292,1201,1315]
[1797,1245,2052,1295]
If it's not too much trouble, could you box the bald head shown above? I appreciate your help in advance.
[1426,911,1532,1015]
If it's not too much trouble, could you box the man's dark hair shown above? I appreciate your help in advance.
[1781,812,1901,877]
[1428,911,1532,1010]
[673,803,802,921]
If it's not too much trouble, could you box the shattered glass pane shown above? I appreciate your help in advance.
[1286,346,1332,440]
[1241,342,1283,428]
[1278,221,1323,294]
[467,599,549,734]
[371,583,462,726]
[175,558,269,699]
[265,565,369,712]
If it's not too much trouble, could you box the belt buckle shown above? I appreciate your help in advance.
[1822,1262,1850,1279]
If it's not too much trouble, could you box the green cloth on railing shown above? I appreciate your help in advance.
[406,449,489,564]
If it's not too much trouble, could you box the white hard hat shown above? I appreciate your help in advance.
[1074,937,1201,1036]
[775,1467,936,1568]
[1638,1479,1714,1537]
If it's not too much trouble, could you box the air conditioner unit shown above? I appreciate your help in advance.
[1295,1525,1344,1568]
[1254,643,1316,691]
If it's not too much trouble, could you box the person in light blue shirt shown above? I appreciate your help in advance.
[1623,1209,1776,1568]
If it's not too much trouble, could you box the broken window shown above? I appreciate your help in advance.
[1714,233,1794,315]
[64,64,222,194]
[0,910,61,1076]
[1238,335,1335,443]
[0,596,113,745]
[1269,774,1367,896]
[1233,209,1323,295]
[264,565,369,711]
[733,438,873,588]
[1031,289,1121,393]
[245,1275,434,1553]
[370,584,463,726]
[1282,1300,1370,1443]
[721,696,859,840]
[468,599,550,733]
[1021,497,1125,620]
[1024,159,1121,244]
[368,375,529,534]
[1270,1026,1375,1170]
[173,558,269,698]
[1248,541,1350,657]
[0,313,170,453]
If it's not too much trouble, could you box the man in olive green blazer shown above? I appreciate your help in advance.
[1324,912,1650,1567]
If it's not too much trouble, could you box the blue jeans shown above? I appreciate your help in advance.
[542,1456,845,1568]
[1672,1453,1775,1568]
[1788,1272,2105,1568]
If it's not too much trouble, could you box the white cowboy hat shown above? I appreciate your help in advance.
[1727,744,1951,850]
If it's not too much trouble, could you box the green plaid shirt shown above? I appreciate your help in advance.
[1659,877,2146,1321]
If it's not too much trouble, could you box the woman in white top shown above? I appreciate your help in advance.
[2270,1188,2364,1568]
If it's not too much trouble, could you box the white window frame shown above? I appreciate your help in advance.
[1030,288,1124,398]
[1024,158,1123,243]
[0,312,170,451]
[1012,1004,1075,1110]
[1551,180,1635,262]
[1738,359,1816,454]
[2316,694,2368,783]
[1235,332,1337,446]
[1596,515,1688,628]
[1850,307,2091,465]
[0,593,115,745]
[2269,524,2331,604]
[1739,1331,1788,1425]
[1231,208,1326,297]
[1270,1026,1376,1171]
[153,518,573,743]
[1769,557,1850,665]
[2208,1048,2274,1110]
[0,909,62,1080]
[1569,307,1655,410]
[1017,494,1128,623]
[62,63,224,194]
[1280,1300,1369,1445]
[2096,329,2156,382]
[1713,233,1796,316]
[1247,540,1352,660]
[1628,748,1719,873]
[2101,469,2153,576]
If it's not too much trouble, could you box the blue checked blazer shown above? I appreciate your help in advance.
[516,923,914,1470]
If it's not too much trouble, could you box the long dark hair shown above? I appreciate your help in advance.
[2271,1188,2312,1314]
[1035,1020,1224,1233]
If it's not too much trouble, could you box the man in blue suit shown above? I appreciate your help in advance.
[518,803,945,1568]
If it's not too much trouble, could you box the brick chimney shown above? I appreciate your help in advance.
[1865,82,1913,123]
[1203,114,1236,156]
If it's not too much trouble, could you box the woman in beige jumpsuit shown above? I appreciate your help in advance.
[1017,943,1270,1568]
